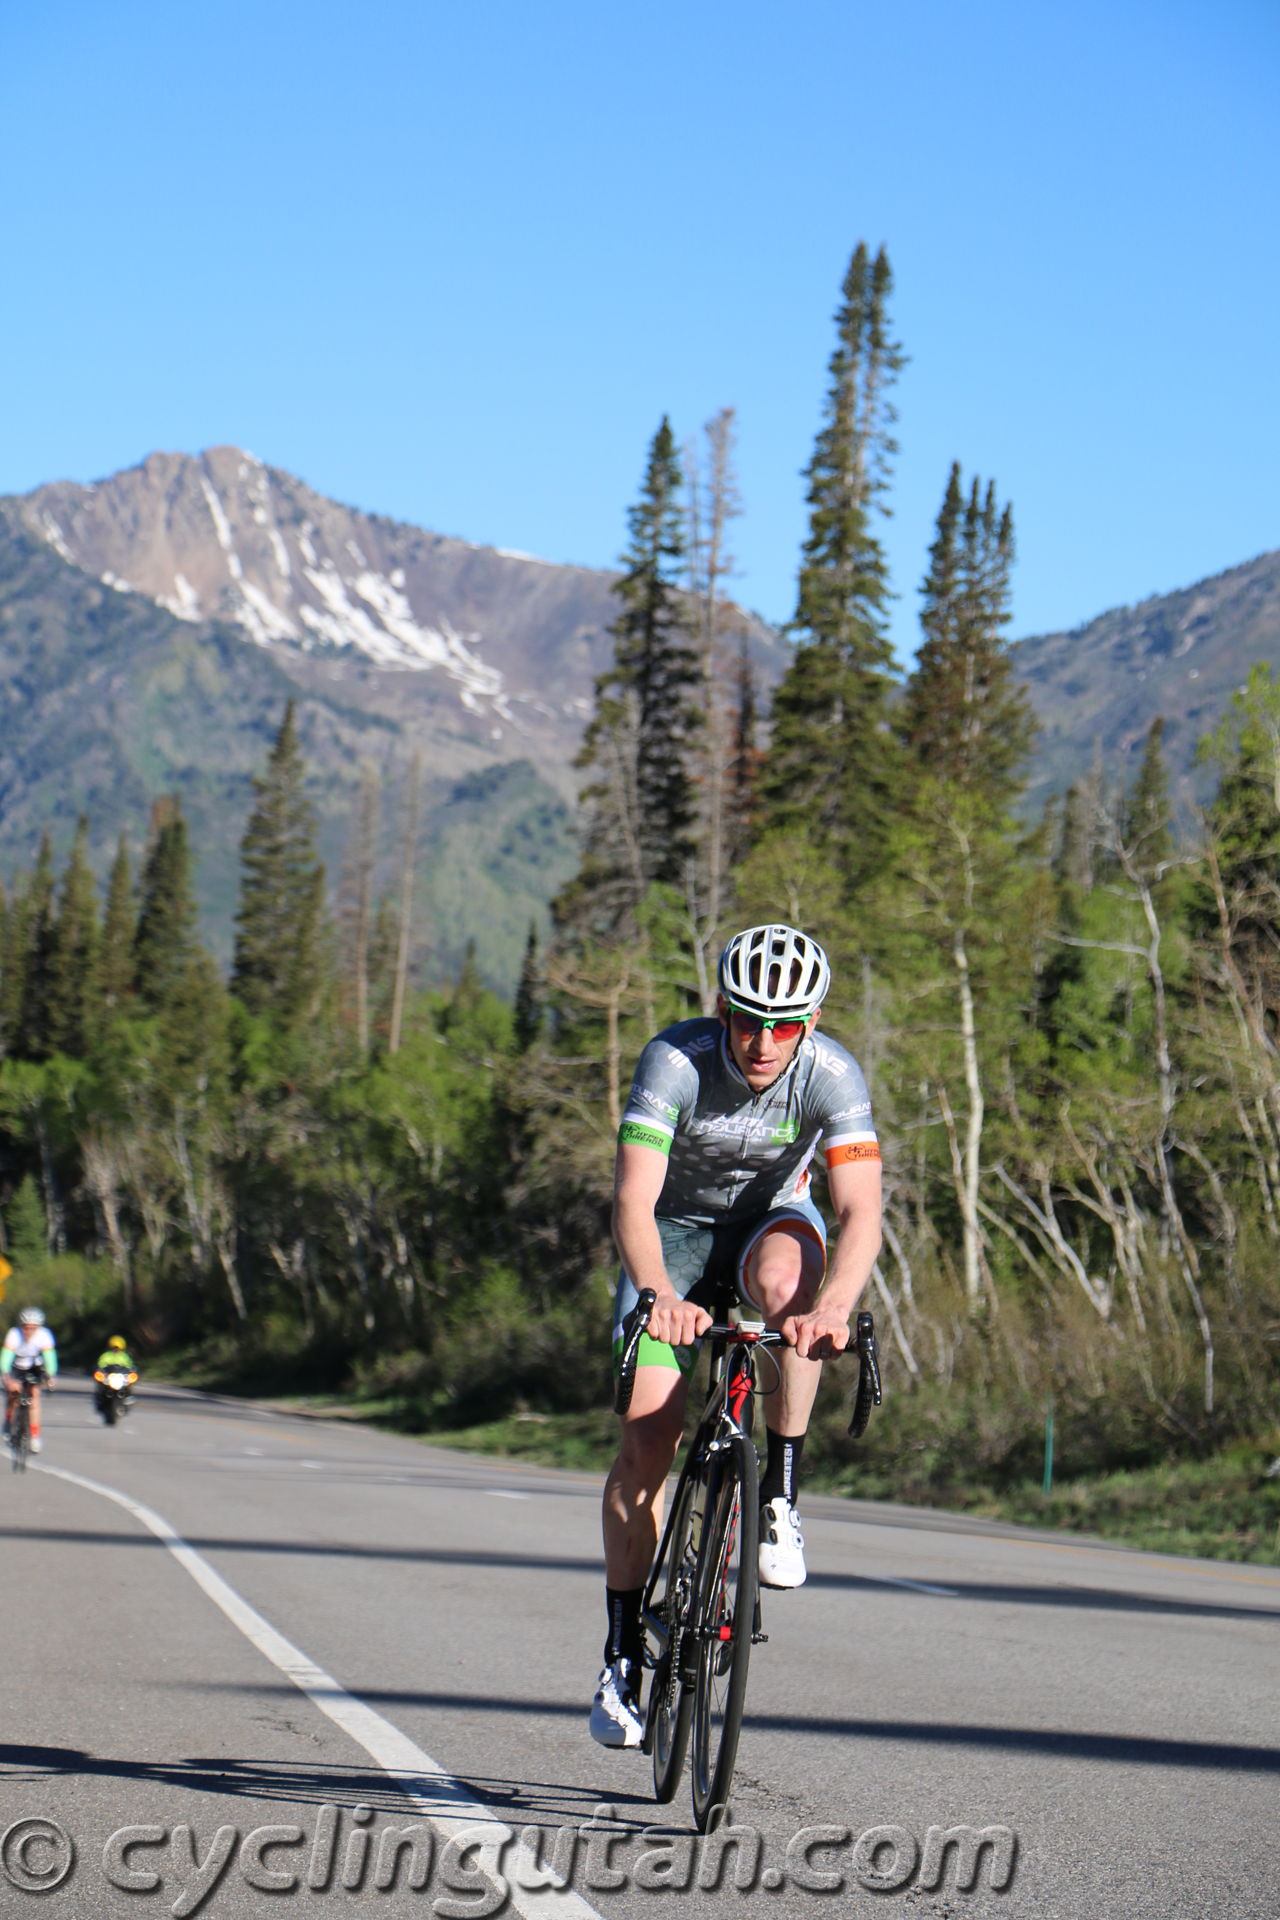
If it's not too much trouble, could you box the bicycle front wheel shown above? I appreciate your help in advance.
[10,1403,28,1472]
[651,1465,698,1802]
[690,1432,759,1832]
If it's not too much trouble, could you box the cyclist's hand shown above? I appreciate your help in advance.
[646,1287,712,1349]
[783,1307,851,1360]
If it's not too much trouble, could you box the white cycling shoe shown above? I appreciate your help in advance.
[589,1660,644,1748]
[759,1497,807,1588]
[29,1437,43,1454]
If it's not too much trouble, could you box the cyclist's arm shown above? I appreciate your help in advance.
[0,1341,13,1377]
[612,1143,711,1348]
[786,1155,882,1358]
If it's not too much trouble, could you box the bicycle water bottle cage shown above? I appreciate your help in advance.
[848,1311,883,1438]
[615,1288,658,1415]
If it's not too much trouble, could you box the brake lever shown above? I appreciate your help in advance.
[614,1288,657,1416]
[847,1310,882,1438]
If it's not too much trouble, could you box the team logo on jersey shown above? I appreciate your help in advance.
[637,1087,680,1123]
[770,1119,800,1144]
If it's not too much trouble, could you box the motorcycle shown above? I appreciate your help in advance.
[93,1363,137,1425]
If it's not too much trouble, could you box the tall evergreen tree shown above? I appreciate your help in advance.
[0,873,30,1057]
[99,835,135,1013]
[512,921,542,1052]
[46,818,100,1057]
[904,465,1032,804]
[16,835,57,1060]
[564,419,701,933]
[133,799,198,1014]
[728,631,760,867]
[232,701,326,1025]
[757,244,905,881]
[1124,717,1173,880]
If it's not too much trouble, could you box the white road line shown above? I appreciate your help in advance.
[35,1462,601,1920]
[878,1575,959,1597]
[486,1489,530,1500]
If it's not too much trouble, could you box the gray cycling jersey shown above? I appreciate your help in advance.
[618,1018,877,1226]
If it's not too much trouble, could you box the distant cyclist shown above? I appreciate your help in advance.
[2,1307,58,1453]
[590,923,882,1747]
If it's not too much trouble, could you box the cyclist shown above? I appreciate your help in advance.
[2,1307,58,1453]
[590,923,882,1748]
[94,1335,137,1414]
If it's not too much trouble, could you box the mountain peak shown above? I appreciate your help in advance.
[20,447,579,714]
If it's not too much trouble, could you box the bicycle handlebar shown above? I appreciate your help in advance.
[613,1293,883,1437]
[614,1289,657,1415]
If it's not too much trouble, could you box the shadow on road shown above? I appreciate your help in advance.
[160,1684,1280,1774]
[6,1526,1277,1626]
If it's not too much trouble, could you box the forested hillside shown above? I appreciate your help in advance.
[5,248,1280,1544]
[1014,545,1280,810]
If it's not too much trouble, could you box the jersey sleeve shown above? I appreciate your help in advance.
[618,1036,699,1156]
[807,1041,880,1169]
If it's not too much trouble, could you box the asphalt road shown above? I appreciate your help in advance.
[2,1376,1277,1919]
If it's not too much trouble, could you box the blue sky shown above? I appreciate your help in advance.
[2,0,1277,660]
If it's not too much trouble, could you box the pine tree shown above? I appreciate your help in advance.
[1125,718,1173,881]
[232,701,326,1025]
[0,873,30,1057]
[566,419,701,934]
[99,836,135,1013]
[46,818,100,1058]
[133,799,198,1014]
[904,465,1033,804]
[16,835,57,1060]
[513,921,541,1052]
[757,243,906,883]
[727,632,760,868]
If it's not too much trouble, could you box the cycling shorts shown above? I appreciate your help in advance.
[611,1195,828,1381]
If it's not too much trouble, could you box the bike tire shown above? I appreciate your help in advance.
[651,1465,698,1803]
[10,1401,29,1472]
[690,1432,759,1832]
[104,1398,120,1426]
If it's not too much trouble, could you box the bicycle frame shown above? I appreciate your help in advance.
[640,1325,768,1702]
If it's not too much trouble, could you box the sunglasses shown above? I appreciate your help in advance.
[729,1007,808,1044]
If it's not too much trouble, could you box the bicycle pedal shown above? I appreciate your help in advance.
[752,1631,769,1644]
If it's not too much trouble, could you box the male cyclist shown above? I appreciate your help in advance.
[2,1307,58,1453]
[590,923,882,1748]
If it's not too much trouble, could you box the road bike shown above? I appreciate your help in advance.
[7,1367,46,1472]
[614,1286,881,1832]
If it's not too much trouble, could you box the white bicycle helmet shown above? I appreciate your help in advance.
[18,1307,45,1327]
[717,924,831,1019]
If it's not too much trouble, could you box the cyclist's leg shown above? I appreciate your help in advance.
[29,1385,42,1440]
[738,1201,828,1436]
[603,1365,690,1587]
[604,1219,711,1587]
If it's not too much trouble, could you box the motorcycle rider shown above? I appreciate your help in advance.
[2,1307,58,1452]
[94,1335,137,1414]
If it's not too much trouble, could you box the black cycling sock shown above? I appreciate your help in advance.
[760,1429,804,1507]
[604,1586,644,1681]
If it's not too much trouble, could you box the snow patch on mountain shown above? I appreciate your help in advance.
[159,572,202,622]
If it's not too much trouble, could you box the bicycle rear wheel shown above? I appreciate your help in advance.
[650,1465,698,1802]
[690,1432,759,1832]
